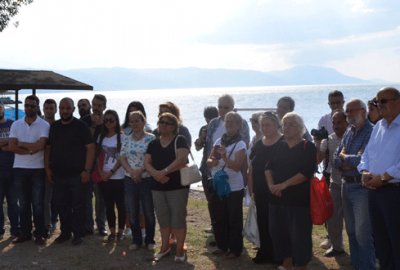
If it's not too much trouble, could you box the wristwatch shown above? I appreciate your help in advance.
[381,174,388,185]
[84,169,91,173]
[110,169,115,174]
[164,168,168,173]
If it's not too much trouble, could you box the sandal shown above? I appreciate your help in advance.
[174,253,186,263]
[212,249,225,255]
[154,248,171,260]
[224,252,238,259]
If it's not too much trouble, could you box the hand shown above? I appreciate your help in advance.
[269,182,288,197]
[101,172,112,182]
[129,169,143,183]
[339,144,346,161]
[341,163,352,171]
[218,145,227,158]
[200,128,207,140]
[208,157,219,168]
[153,170,167,181]
[45,169,53,184]
[365,174,383,190]
[159,176,170,184]
[80,171,90,183]
[357,149,364,155]
[361,171,372,184]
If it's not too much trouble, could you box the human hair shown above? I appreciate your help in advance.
[25,95,40,105]
[204,106,219,119]
[218,94,235,108]
[60,97,74,107]
[97,110,122,157]
[93,94,107,107]
[347,98,367,110]
[157,112,179,135]
[224,111,243,133]
[78,98,90,106]
[277,96,295,111]
[44,99,57,107]
[159,101,182,125]
[122,101,147,128]
[252,111,264,123]
[328,90,344,100]
[282,112,305,136]
[129,111,147,125]
[367,97,378,109]
[259,111,281,128]
[331,109,347,121]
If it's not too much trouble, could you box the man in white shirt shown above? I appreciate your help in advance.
[9,95,50,245]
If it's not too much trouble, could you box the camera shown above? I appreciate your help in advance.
[311,126,329,140]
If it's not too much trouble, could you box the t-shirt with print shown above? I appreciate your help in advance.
[98,133,127,180]
[120,133,155,178]
[0,119,15,170]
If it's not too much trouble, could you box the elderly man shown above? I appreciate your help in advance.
[333,98,375,270]
[358,87,400,270]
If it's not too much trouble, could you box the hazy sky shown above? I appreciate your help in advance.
[1,0,399,82]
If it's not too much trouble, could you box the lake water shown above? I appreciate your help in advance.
[17,83,399,184]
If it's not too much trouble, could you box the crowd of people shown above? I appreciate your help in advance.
[0,86,399,269]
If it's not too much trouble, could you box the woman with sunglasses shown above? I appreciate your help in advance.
[367,98,382,125]
[144,112,190,263]
[96,110,127,243]
[120,111,156,251]
[248,112,283,264]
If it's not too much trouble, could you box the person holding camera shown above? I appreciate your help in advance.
[315,110,347,257]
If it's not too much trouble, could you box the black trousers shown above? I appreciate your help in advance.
[98,180,126,230]
[212,189,244,256]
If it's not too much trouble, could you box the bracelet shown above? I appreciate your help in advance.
[110,169,115,174]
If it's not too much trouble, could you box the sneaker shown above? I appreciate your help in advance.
[320,236,331,249]
[123,228,132,236]
[147,244,155,251]
[324,247,345,257]
[115,233,124,243]
[129,243,140,251]
[104,234,115,243]
[98,228,108,236]
[71,237,84,246]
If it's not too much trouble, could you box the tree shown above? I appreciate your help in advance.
[0,0,33,32]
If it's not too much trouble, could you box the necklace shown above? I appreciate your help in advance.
[132,131,145,141]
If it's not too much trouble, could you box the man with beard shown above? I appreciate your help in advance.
[9,95,50,245]
[81,95,108,236]
[358,87,400,270]
[0,100,20,239]
[333,98,375,270]
[44,98,94,246]
[78,99,91,118]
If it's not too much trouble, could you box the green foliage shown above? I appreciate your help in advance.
[0,0,33,32]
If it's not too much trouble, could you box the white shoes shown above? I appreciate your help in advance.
[320,237,331,249]
[124,228,132,236]
[129,243,140,251]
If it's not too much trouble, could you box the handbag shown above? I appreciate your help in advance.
[310,175,334,225]
[242,196,260,247]
[174,136,202,186]
[91,151,105,183]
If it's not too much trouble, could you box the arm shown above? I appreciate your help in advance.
[120,155,144,182]
[242,120,250,145]
[144,153,170,184]
[101,159,123,182]
[248,164,253,195]
[219,146,246,172]
[17,137,48,152]
[0,138,9,148]
[44,145,53,183]
[206,147,219,168]
[315,138,327,165]
[80,143,95,183]
[8,138,31,155]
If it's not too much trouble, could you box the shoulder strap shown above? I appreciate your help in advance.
[174,135,195,162]
[221,142,238,171]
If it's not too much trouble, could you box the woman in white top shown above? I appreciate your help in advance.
[96,110,127,243]
[207,111,247,259]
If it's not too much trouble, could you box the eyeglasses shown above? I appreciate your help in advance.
[376,98,398,104]
[103,118,116,123]
[249,118,259,123]
[345,108,364,114]
[158,120,174,126]
[218,105,230,110]
[24,104,37,109]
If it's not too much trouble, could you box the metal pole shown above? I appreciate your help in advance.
[15,90,19,120]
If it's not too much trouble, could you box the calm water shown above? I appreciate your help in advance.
[18,83,399,171]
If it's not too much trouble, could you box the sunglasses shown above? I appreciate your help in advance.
[218,105,230,110]
[24,104,37,109]
[249,118,259,123]
[158,120,174,126]
[103,118,116,123]
[376,98,398,104]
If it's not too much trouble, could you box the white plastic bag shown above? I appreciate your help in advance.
[244,188,251,207]
[242,197,260,247]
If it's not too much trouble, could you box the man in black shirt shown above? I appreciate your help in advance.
[45,98,95,246]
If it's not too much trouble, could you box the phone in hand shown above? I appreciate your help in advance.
[213,145,221,160]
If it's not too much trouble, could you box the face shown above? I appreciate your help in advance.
[332,114,348,137]
[103,114,117,131]
[218,99,233,120]
[345,101,365,126]
[91,98,106,116]
[283,118,300,139]
[78,100,91,117]
[277,100,291,120]
[225,114,240,135]
[24,99,39,118]
[158,117,175,134]
[0,103,4,120]
[261,117,278,138]
[328,96,344,111]
[59,100,75,122]
[250,113,260,133]
[377,90,399,120]
[129,114,145,132]
[368,105,381,123]
[43,103,57,119]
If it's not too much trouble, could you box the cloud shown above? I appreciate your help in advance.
[347,0,374,13]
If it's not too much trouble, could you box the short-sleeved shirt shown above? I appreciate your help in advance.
[120,133,155,178]
[81,114,102,140]
[47,118,94,178]
[265,140,316,207]
[122,123,152,135]
[250,136,285,195]
[211,139,247,192]
[0,119,15,170]
[98,133,127,180]
[146,135,189,191]
[9,116,50,169]
[320,133,342,185]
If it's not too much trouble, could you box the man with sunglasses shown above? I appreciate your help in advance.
[358,87,400,270]
[8,95,50,245]
[45,98,94,246]
[333,98,375,270]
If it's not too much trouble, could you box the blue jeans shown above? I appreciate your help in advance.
[342,181,376,270]
[85,181,107,232]
[124,176,155,246]
[0,168,20,236]
[14,168,46,238]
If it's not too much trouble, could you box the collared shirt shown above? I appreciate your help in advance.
[321,133,342,185]
[333,120,373,177]
[358,114,400,183]
[9,116,50,169]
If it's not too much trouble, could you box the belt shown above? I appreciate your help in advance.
[343,175,362,183]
